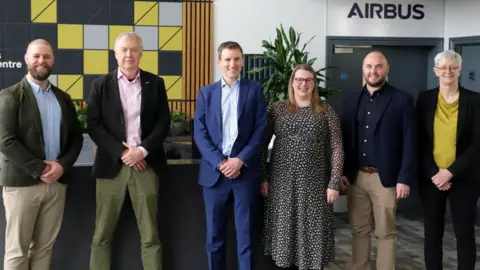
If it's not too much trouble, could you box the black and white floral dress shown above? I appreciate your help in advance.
[261,100,344,270]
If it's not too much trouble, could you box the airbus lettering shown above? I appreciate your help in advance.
[347,3,425,20]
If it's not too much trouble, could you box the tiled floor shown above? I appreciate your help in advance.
[322,212,480,270]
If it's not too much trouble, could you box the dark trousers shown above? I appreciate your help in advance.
[203,175,259,270]
[421,179,479,270]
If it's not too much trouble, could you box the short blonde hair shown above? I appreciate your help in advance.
[114,32,144,52]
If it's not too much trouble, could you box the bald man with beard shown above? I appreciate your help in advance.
[0,39,83,270]
[340,51,416,270]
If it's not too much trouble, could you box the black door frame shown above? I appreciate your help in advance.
[449,35,480,93]
[325,36,444,88]
[449,35,480,53]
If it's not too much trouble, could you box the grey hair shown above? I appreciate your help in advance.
[114,32,144,52]
[434,50,462,68]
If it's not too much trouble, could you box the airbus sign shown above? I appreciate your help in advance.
[347,3,425,20]
[327,0,443,37]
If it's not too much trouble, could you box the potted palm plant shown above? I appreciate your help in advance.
[247,24,341,107]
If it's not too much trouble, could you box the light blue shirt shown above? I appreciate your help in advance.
[27,78,62,161]
[221,77,240,156]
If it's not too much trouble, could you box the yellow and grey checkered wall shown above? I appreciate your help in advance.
[0,0,214,116]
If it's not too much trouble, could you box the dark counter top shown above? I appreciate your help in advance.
[166,159,201,165]
[74,159,201,167]
[0,162,279,270]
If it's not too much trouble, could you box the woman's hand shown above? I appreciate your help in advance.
[438,181,452,191]
[327,188,339,204]
[261,181,269,197]
[432,169,453,189]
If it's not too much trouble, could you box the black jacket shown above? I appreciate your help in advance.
[416,86,480,184]
[87,68,171,179]
[341,84,417,187]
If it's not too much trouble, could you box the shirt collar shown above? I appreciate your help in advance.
[362,81,388,97]
[221,76,241,88]
[26,76,51,93]
[117,69,140,82]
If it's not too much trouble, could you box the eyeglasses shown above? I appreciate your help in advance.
[435,66,459,73]
[294,77,314,84]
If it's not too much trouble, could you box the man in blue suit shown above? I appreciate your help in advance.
[193,41,267,270]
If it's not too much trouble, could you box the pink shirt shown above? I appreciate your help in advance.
[117,69,148,157]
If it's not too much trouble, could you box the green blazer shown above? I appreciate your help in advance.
[0,77,84,187]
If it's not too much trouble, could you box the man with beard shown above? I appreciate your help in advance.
[339,51,416,270]
[0,39,84,270]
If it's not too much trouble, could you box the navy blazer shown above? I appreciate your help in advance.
[416,86,480,183]
[193,78,267,187]
[340,83,416,187]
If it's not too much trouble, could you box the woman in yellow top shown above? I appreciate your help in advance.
[417,50,480,269]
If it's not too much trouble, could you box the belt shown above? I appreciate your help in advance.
[359,166,378,174]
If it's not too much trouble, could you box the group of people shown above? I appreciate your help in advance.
[193,42,480,270]
[0,31,477,270]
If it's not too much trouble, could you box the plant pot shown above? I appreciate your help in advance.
[170,120,187,136]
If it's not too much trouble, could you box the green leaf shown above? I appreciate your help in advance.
[247,66,269,74]
[289,27,296,46]
[276,28,283,45]
[304,35,315,46]
[307,58,316,66]
[261,40,275,51]
[280,25,291,49]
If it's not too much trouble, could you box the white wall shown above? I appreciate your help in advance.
[213,0,327,81]
[444,0,480,49]
[214,0,479,80]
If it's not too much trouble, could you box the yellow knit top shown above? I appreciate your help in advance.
[433,93,458,169]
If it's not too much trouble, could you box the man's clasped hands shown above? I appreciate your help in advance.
[219,157,244,179]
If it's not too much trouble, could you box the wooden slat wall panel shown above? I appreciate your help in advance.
[170,0,213,119]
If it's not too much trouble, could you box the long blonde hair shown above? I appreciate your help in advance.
[287,64,325,114]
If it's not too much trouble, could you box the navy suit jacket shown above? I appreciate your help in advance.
[340,84,416,188]
[193,78,267,187]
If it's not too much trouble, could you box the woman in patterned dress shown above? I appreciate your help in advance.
[261,64,344,270]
